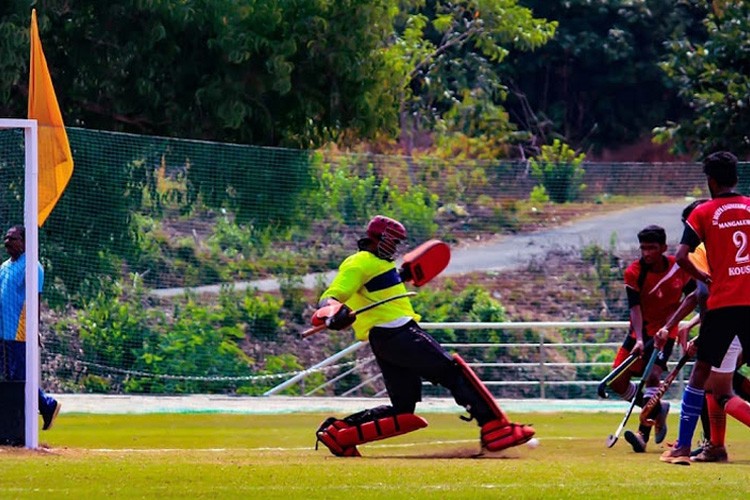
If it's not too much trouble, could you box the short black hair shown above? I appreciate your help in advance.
[638,225,666,245]
[681,199,709,223]
[9,225,24,240]
[703,151,738,187]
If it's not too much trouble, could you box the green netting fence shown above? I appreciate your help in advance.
[0,126,742,398]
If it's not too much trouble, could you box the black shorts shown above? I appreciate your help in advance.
[621,335,675,371]
[697,306,750,369]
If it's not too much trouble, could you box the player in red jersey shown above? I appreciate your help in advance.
[609,225,696,452]
[660,151,750,464]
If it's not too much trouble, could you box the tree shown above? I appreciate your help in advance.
[500,0,706,155]
[655,1,750,157]
[0,1,400,148]
[389,0,556,156]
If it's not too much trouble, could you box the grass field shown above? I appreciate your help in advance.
[1,411,748,499]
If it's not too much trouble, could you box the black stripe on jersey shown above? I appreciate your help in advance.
[364,269,402,292]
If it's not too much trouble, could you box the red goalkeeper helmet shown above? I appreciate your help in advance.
[366,215,407,260]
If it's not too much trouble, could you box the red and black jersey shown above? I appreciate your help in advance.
[624,255,694,339]
[685,194,750,310]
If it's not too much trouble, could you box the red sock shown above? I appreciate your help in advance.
[612,347,631,368]
[706,393,726,446]
[725,395,750,428]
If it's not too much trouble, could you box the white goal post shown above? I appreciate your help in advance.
[0,118,41,449]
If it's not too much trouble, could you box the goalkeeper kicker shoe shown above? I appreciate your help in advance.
[315,417,361,457]
[481,420,535,452]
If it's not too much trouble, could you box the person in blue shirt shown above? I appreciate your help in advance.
[0,226,60,431]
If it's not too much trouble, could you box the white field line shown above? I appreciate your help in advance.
[85,436,573,454]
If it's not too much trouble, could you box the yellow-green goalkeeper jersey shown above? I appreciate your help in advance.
[321,250,419,341]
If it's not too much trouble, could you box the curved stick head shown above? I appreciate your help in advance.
[605,434,618,448]
[597,383,609,399]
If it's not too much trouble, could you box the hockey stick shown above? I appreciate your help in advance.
[639,349,693,426]
[605,348,659,448]
[597,354,639,399]
[597,338,654,399]
[300,292,417,339]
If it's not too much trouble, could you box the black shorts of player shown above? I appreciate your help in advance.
[368,320,495,423]
[368,320,454,413]
[697,306,750,369]
[621,335,675,372]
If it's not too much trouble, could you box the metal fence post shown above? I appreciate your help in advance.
[539,333,546,399]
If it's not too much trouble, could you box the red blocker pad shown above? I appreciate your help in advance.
[328,414,428,449]
[453,353,508,423]
[400,239,450,287]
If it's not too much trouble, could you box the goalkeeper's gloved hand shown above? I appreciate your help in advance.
[311,299,355,330]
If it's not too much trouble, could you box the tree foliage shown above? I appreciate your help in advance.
[655,0,750,157]
[0,0,400,148]
[391,0,557,155]
[501,0,707,154]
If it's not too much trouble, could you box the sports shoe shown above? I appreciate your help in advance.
[654,401,669,444]
[690,437,709,458]
[41,400,61,431]
[481,420,535,452]
[660,445,691,465]
[624,430,646,453]
[691,442,728,463]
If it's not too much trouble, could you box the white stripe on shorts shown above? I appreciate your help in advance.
[712,336,742,373]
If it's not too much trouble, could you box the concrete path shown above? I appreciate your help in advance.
[152,200,688,297]
[446,200,686,274]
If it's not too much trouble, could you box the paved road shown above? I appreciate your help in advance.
[446,200,686,275]
[152,200,688,297]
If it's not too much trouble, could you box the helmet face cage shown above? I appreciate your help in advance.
[367,216,406,260]
[376,225,406,260]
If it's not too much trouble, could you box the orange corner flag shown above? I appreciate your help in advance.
[28,9,74,227]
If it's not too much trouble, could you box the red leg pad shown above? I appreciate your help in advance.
[453,353,508,423]
[337,413,428,447]
[481,419,536,452]
[319,413,428,454]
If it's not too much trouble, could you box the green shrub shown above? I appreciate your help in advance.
[81,374,112,393]
[240,289,285,341]
[581,236,626,319]
[127,297,253,393]
[77,279,152,372]
[307,156,390,224]
[385,186,439,241]
[529,185,550,204]
[411,282,507,344]
[279,274,307,323]
[530,139,586,203]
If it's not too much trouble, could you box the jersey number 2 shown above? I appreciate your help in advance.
[734,230,749,263]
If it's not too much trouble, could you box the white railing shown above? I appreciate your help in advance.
[265,321,692,398]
